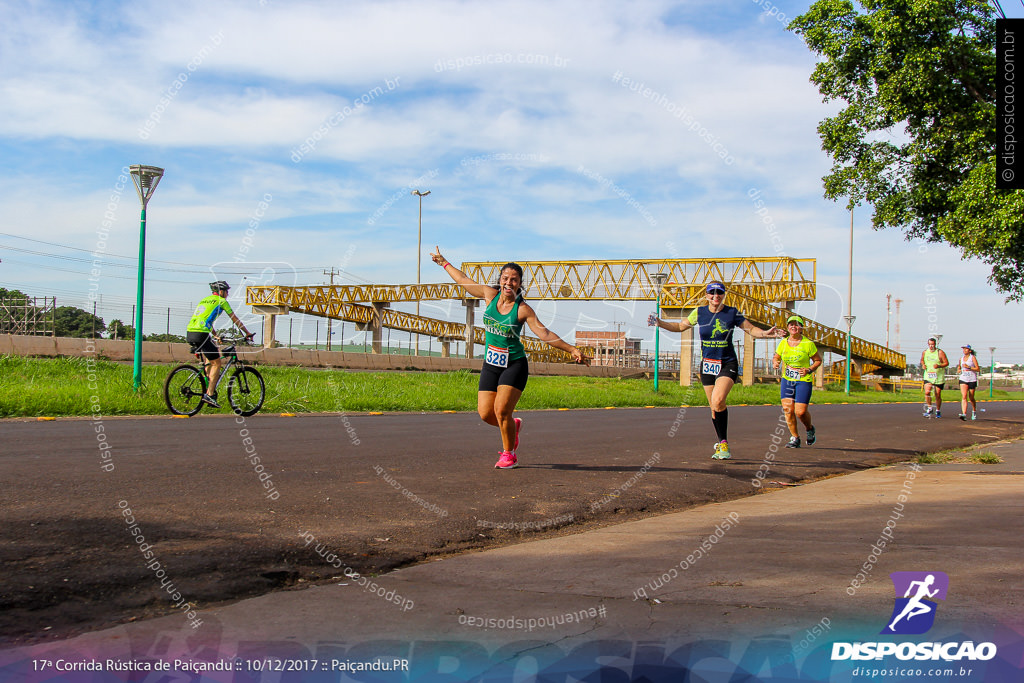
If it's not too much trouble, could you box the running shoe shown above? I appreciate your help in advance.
[922,407,931,417]
[494,451,518,469]
[935,411,941,419]
[711,440,731,459]
[971,412,977,421]
[959,413,966,421]
[785,436,801,448]
[806,426,816,446]
[514,417,522,450]
[200,393,220,408]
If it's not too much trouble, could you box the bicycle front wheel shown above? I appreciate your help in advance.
[227,366,266,417]
[164,365,207,416]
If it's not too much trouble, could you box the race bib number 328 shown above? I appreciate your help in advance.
[486,345,509,368]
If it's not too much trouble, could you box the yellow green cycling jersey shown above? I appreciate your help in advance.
[187,294,234,333]
[775,337,818,383]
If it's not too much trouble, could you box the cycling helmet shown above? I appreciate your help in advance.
[210,280,230,292]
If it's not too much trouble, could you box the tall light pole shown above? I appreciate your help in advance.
[989,346,997,398]
[845,208,855,394]
[650,272,668,392]
[885,293,891,348]
[129,165,164,391]
[844,315,857,394]
[411,189,430,356]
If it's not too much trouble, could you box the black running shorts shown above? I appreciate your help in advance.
[479,357,529,392]
[186,331,221,361]
[700,358,739,386]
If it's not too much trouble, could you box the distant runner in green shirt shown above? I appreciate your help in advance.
[920,337,949,418]
[185,281,254,408]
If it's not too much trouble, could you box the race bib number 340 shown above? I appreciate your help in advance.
[701,358,722,376]
[486,345,509,368]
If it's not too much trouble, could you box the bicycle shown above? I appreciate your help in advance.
[163,331,266,417]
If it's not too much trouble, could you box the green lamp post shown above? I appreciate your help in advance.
[129,165,164,391]
[651,272,668,392]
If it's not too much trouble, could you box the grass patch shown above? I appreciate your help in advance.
[916,447,1004,465]
[1,355,1021,418]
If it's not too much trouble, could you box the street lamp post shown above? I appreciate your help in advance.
[845,208,854,395]
[129,165,164,391]
[651,272,668,392]
[989,347,996,398]
[411,189,430,356]
[844,315,856,395]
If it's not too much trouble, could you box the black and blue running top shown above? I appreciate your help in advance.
[687,305,746,362]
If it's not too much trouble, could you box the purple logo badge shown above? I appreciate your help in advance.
[881,571,949,635]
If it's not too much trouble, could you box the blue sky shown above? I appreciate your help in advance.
[1,0,1021,364]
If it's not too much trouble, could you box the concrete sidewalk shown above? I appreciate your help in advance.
[4,438,1023,678]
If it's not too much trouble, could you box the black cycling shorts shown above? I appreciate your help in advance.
[186,331,221,360]
[479,357,529,392]
[700,358,739,386]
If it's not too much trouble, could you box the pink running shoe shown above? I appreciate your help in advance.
[494,451,518,469]
[514,417,522,450]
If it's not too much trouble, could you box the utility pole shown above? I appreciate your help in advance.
[894,298,903,353]
[885,293,891,348]
[323,267,339,351]
[411,189,430,355]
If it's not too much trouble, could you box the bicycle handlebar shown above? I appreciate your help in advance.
[216,330,257,346]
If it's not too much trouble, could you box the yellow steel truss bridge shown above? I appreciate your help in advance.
[245,257,904,372]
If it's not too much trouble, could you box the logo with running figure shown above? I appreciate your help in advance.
[882,571,949,635]
[710,319,729,338]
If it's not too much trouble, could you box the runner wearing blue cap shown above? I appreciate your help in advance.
[651,281,784,459]
[772,315,823,447]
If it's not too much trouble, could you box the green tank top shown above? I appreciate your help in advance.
[922,349,945,383]
[482,296,526,366]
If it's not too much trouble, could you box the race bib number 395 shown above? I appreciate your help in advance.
[486,345,509,368]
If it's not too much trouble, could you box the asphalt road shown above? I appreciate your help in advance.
[4,400,1024,646]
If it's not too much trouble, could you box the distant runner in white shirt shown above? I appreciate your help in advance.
[957,344,981,421]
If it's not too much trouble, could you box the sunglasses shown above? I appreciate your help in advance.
[707,289,725,296]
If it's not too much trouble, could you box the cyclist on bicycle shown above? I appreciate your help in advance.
[186,281,255,407]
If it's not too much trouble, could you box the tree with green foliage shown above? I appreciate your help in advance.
[107,319,134,340]
[54,306,105,338]
[144,333,187,343]
[788,1,1024,299]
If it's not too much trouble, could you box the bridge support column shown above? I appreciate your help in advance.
[371,302,389,354]
[678,325,695,386]
[252,305,288,348]
[815,363,824,389]
[660,307,692,386]
[742,330,755,387]
[462,299,478,359]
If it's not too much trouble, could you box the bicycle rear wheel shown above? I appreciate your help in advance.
[227,366,266,417]
[164,365,207,416]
